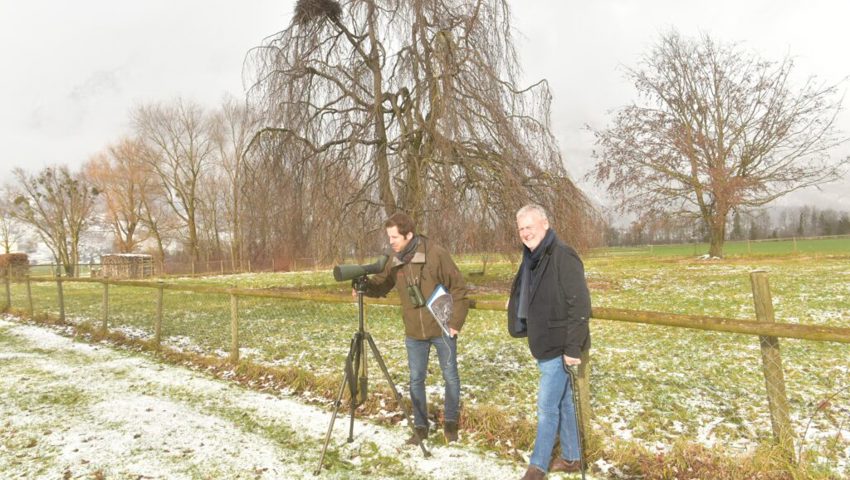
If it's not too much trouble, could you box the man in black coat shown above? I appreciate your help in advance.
[507,204,591,480]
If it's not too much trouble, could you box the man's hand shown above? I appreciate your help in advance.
[450,328,459,338]
[562,354,581,366]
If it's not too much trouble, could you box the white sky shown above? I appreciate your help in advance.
[1,0,848,210]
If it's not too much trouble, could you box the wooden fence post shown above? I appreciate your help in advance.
[155,280,164,351]
[56,274,65,322]
[101,278,109,333]
[750,270,796,462]
[26,274,33,317]
[230,287,239,364]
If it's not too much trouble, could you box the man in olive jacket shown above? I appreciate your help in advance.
[363,212,469,445]
[507,204,591,480]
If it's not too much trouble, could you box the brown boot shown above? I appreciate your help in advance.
[405,426,429,446]
[550,457,581,473]
[520,465,546,480]
[443,421,458,443]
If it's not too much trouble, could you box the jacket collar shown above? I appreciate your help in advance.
[391,236,427,267]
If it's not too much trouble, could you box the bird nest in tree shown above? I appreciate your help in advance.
[0,253,29,279]
[294,0,342,25]
[100,254,153,279]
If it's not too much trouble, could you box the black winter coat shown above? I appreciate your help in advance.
[507,236,591,360]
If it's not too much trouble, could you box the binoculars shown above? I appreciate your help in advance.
[407,284,426,307]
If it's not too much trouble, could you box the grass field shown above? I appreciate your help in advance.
[591,235,850,258]
[5,237,849,478]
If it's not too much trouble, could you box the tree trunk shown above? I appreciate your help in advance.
[187,208,200,262]
[708,213,728,258]
[366,2,396,214]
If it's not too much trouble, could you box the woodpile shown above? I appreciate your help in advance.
[0,253,29,279]
[100,254,153,279]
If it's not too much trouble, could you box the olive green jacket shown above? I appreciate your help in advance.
[363,236,469,339]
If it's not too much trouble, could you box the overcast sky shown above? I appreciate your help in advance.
[1,0,848,211]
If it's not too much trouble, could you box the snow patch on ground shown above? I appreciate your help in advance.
[0,317,556,479]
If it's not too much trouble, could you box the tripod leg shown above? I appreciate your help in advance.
[565,365,587,480]
[348,333,363,442]
[365,333,432,458]
[315,337,357,475]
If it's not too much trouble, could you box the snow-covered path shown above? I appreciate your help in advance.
[0,317,563,479]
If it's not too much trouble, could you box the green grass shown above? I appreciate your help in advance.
[591,235,850,257]
[5,247,850,478]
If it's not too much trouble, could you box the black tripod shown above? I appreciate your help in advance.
[314,276,431,475]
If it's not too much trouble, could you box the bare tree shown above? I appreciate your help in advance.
[137,185,179,263]
[240,130,374,267]
[244,0,592,253]
[210,95,259,270]
[0,187,25,254]
[133,99,216,262]
[83,137,154,253]
[11,166,99,276]
[591,31,848,257]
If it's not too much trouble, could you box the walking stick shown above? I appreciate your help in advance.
[564,363,587,480]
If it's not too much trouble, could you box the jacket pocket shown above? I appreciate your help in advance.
[546,319,568,328]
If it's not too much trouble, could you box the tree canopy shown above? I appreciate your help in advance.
[244,0,595,256]
[591,31,848,257]
[11,166,99,276]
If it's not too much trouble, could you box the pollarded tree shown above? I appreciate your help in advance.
[591,31,848,257]
[11,166,99,276]
[244,0,592,253]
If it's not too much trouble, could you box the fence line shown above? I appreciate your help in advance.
[6,271,850,465]
[19,274,850,344]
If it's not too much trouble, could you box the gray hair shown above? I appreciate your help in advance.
[516,204,549,221]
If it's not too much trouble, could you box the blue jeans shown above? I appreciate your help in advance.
[404,336,460,428]
[530,355,580,472]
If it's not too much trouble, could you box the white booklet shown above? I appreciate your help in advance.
[426,284,453,337]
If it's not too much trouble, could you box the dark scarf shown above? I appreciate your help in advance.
[517,228,556,322]
[396,234,420,264]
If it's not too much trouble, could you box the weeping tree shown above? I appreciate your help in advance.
[239,128,377,266]
[244,0,594,256]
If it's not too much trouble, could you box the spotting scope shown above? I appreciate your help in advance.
[332,254,389,282]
